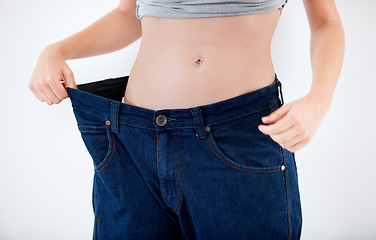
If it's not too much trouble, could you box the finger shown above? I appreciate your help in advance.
[50,76,69,100]
[259,112,295,135]
[269,125,300,147]
[30,88,44,102]
[42,84,62,104]
[62,67,77,90]
[280,132,304,150]
[38,88,53,105]
[261,105,288,124]
[288,140,306,152]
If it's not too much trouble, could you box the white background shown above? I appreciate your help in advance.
[0,0,375,239]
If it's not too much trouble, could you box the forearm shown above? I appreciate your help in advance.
[47,7,142,60]
[308,20,345,107]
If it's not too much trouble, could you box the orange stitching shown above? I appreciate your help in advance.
[175,128,182,214]
[205,131,281,173]
[97,125,115,172]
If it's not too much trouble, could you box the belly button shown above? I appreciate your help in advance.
[194,57,204,66]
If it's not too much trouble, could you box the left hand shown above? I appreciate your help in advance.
[258,93,331,153]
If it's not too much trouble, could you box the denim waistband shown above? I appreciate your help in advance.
[67,73,283,138]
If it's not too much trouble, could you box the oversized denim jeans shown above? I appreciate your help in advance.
[66,73,302,240]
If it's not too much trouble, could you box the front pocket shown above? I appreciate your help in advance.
[205,105,284,173]
[78,124,115,172]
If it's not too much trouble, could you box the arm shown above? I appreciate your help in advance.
[304,0,345,108]
[49,1,142,60]
[29,0,141,105]
[258,0,345,152]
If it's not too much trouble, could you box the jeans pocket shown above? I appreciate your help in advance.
[205,103,285,173]
[78,124,115,172]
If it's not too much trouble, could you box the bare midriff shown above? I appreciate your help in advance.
[124,8,281,111]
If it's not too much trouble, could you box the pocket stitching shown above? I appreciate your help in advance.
[205,129,283,173]
[78,124,115,172]
[95,125,115,172]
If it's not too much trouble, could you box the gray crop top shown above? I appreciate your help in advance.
[135,0,288,19]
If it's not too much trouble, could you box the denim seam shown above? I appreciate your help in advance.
[110,102,119,133]
[119,122,155,130]
[119,122,196,131]
[78,130,106,133]
[93,217,97,240]
[205,130,283,173]
[78,124,106,133]
[172,131,179,211]
[270,101,279,112]
[78,125,106,130]
[208,100,279,128]
[156,126,197,131]
[92,177,97,240]
[270,105,285,163]
[293,153,299,183]
[282,148,292,240]
[156,132,167,205]
[175,129,183,214]
[96,125,115,172]
[75,105,277,132]
[74,108,108,122]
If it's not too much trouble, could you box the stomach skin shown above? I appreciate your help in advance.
[124,8,282,111]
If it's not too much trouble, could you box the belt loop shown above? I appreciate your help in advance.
[190,107,206,140]
[275,76,284,106]
[110,101,120,133]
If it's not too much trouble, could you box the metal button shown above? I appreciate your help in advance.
[156,115,167,126]
[281,165,286,171]
[205,126,210,132]
[105,120,111,126]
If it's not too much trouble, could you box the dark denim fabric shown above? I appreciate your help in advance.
[66,73,302,240]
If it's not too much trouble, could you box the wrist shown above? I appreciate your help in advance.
[45,43,70,60]
[306,89,333,113]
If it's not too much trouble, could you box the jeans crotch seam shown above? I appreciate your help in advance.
[175,128,183,214]
[156,131,167,203]
[282,148,292,240]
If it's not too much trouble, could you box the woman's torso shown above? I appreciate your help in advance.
[124,9,281,111]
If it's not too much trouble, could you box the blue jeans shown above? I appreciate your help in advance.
[66,73,302,240]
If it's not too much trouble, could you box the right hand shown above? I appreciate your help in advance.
[28,45,78,105]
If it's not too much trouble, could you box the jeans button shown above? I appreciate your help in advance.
[156,115,167,126]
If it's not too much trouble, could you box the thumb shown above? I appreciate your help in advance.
[261,105,288,124]
[62,66,77,90]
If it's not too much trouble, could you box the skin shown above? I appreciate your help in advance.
[28,0,345,153]
[258,0,345,152]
